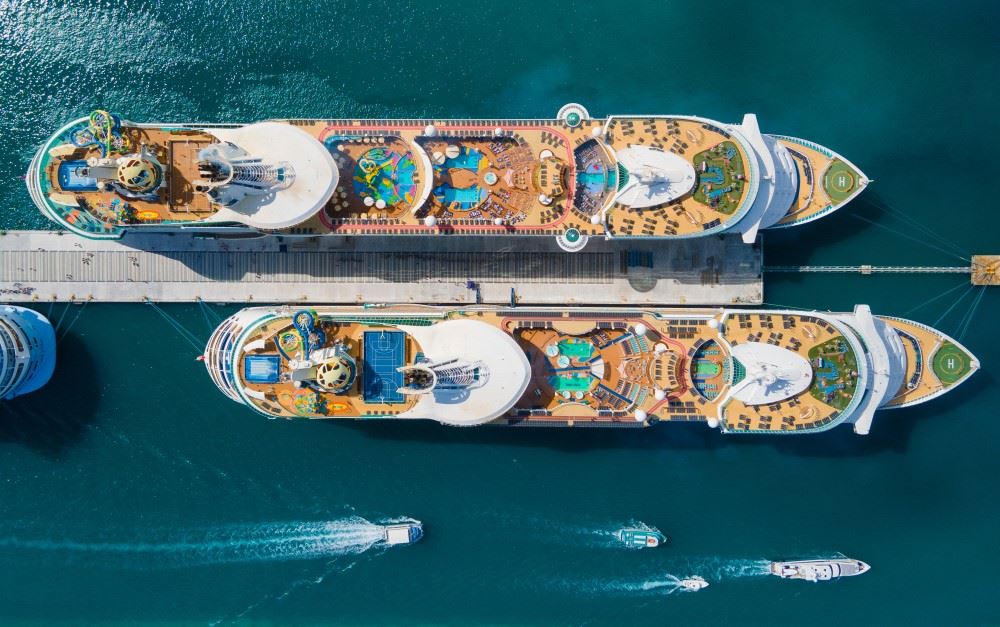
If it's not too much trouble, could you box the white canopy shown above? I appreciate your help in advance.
[613,146,696,208]
[728,342,813,406]
[397,320,530,426]
[204,122,338,230]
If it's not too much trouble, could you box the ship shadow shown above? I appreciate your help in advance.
[0,332,99,456]
[762,191,885,271]
[327,375,989,458]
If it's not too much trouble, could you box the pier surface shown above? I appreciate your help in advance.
[0,231,762,305]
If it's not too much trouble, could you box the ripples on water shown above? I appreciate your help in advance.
[0,516,410,567]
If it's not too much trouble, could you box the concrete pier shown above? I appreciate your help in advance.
[0,231,762,305]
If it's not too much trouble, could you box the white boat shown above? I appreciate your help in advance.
[383,521,423,546]
[770,558,870,582]
[678,576,709,591]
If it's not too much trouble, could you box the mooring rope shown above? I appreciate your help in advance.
[58,300,90,341]
[900,280,970,317]
[852,214,970,264]
[931,284,976,329]
[144,299,204,352]
[956,286,988,342]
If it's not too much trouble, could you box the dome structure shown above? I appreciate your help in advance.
[116,157,162,193]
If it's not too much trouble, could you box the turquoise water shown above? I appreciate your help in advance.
[1,0,999,624]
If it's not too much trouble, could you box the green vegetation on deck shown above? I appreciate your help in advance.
[692,141,745,215]
[807,336,859,411]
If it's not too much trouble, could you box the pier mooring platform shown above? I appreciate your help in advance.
[0,231,762,305]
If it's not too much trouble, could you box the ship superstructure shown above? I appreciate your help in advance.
[0,306,56,400]
[204,304,976,435]
[29,106,867,247]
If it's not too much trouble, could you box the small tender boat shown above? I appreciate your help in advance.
[383,521,423,545]
[770,558,870,582]
[618,528,667,548]
[678,576,709,591]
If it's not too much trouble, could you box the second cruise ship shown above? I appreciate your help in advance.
[0,306,56,401]
[203,304,976,435]
[29,106,867,249]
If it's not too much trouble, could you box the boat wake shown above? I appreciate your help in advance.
[553,558,769,597]
[524,518,663,549]
[0,517,412,568]
[679,557,771,580]
[555,573,706,597]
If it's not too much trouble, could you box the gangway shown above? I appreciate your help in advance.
[765,256,998,286]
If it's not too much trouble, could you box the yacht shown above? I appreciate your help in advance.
[770,558,870,582]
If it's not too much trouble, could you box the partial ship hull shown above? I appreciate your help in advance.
[0,306,56,400]
[203,304,977,435]
[30,106,868,247]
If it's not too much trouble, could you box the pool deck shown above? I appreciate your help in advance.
[0,230,762,305]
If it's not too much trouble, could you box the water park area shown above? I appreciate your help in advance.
[325,136,421,219]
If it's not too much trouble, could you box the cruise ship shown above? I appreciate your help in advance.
[203,305,977,434]
[0,306,56,400]
[29,107,868,248]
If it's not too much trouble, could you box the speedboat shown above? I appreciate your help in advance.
[770,558,870,582]
[678,576,709,591]
[618,528,667,548]
[383,521,423,546]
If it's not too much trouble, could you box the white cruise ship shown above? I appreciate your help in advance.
[0,306,56,400]
[29,107,867,249]
[202,304,977,434]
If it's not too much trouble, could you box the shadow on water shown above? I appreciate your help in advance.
[763,191,886,269]
[0,332,99,456]
[327,371,991,459]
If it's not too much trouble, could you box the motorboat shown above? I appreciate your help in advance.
[618,528,667,548]
[678,576,709,591]
[383,521,423,546]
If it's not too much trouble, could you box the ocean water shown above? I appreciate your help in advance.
[1,0,998,624]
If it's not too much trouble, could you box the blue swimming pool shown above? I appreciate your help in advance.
[57,160,98,192]
[444,148,483,170]
[434,185,485,209]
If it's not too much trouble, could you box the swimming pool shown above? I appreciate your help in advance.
[444,147,483,170]
[558,338,594,360]
[434,185,485,208]
[57,160,98,191]
[550,374,593,393]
